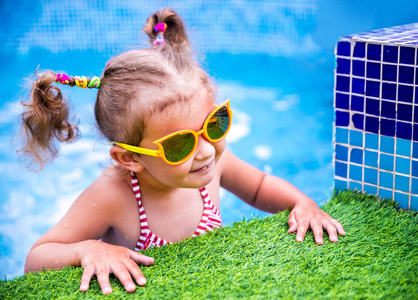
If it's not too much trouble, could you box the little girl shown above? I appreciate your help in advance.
[20,9,345,294]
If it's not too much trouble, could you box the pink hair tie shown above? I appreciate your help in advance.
[154,23,167,33]
[153,35,166,48]
[55,73,70,85]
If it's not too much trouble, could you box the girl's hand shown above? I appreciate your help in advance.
[287,203,346,245]
[78,240,154,294]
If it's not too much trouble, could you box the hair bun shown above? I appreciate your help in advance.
[143,8,190,54]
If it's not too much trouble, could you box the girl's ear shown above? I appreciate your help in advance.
[110,146,144,173]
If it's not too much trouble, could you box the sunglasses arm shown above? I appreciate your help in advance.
[110,142,160,157]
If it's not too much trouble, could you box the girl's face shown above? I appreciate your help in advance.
[134,97,226,191]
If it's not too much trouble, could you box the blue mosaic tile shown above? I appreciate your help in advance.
[394,192,409,209]
[365,98,380,116]
[414,124,418,142]
[395,175,410,193]
[412,142,418,158]
[350,130,363,147]
[365,116,379,134]
[379,171,393,189]
[399,46,415,64]
[364,167,378,184]
[335,161,347,178]
[352,60,365,76]
[352,78,365,94]
[399,65,414,84]
[335,93,349,109]
[380,136,395,154]
[335,127,349,144]
[382,82,397,100]
[396,121,412,140]
[396,156,410,175]
[411,195,418,210]
[335,110,350,127]
[350,148,363,164]
[365,132,379,149]
[412,178,418,194]
[365,150,378,167]
[416,69,418,85]
[351,95,364,112]
[367,44,382,61]
[349,181,362,190]
[353,41,365,58]
[334,179,348,190]
[412,160,418,177]
[334,24,418,208]
[335,144,348,161]
[378,187,393,199]
[349,164,363,181]
[337,41,351,57]
[352,113,364,130]
[383,45,398,63]
[365,80,380,97]
[366,62,381,79]
[398,84,414,103]
[337,58,351,74]
[336,75,350,92]
[381,101,396,119]
[380,153,394,171]
[380,118,396,137]
[382,64,397,82]
[398,103,413,122]
[364,184,377,194]
[396,138,412,157]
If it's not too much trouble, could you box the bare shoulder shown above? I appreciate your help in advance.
[33,165,135,247]
[76,165,136,219]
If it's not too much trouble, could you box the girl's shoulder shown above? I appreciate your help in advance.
[76,165,135,212]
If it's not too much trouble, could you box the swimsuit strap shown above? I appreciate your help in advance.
[130,172,222,251]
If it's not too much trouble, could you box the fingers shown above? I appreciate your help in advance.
[96,264,113,294]
[288,209,346,244]
[287,211,297,234]
[322,218,339,243]
[79,264,94,292]
[80,250,153,294]
[110,262,138,293]
[128,250,155,266]
[331,218,346,236]
[295,220,309,243]
[310,219,324,245]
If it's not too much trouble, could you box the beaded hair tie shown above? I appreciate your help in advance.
[55,73,101,89]
[153,23,167,49]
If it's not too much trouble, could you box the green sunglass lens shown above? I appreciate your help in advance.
[162,132,196,163]
[207,106,230,140]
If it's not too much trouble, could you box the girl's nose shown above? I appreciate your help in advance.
[194,135,215,160]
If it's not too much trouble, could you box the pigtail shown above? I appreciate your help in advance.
[143,8,190,55]
[18,70,80,171]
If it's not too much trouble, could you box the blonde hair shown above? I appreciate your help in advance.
[18,8,216,171]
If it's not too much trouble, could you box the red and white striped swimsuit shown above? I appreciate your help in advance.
[131,172,223,251]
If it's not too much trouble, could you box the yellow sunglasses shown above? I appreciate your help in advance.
[111,100,232,165]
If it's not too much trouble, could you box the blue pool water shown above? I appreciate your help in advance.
[1,0,417,280]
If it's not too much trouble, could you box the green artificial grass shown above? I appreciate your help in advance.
[1,190,417,299]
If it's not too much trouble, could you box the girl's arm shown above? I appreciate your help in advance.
[24,168,154,294]
[219,149,345,244]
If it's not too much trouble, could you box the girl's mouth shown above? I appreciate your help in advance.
[191,161,213,173]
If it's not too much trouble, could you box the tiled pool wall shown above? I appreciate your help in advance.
[333,23,418,210]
